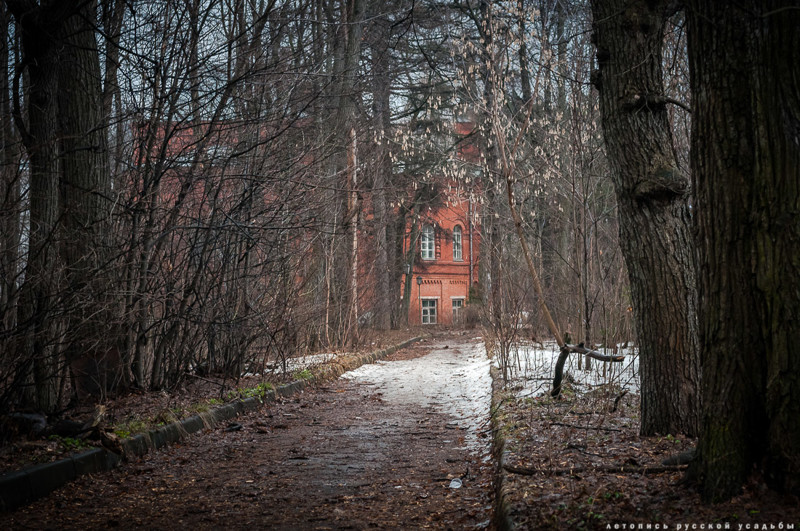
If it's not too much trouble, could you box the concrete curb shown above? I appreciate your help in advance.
[490,365,515,531]
[0,337,421,512]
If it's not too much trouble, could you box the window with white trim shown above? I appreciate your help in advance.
[421,224,435,260]
[421,299,437,324]
[453,225,463,261]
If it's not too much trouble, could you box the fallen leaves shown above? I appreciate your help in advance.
[497,378,800,528]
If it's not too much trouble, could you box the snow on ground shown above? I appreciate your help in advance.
[495,341,640,397]
[242,352,340,377]
[276,352,339,371]
[341,338,492,452]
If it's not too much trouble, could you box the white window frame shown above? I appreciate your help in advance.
[453,225,463,261]
[421,298,437,324]
[421,224,435,260]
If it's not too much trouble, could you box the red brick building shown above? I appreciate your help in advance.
[402,186,480,326]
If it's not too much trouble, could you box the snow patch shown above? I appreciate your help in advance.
[492,341,640,397]
[342,339,492,452]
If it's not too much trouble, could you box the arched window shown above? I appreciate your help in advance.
[453,225,463,261]
[421,224,435,260]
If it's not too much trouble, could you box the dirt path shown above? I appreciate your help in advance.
[2,336,494,530]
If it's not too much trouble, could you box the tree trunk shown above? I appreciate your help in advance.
[370,13,392,331]
[101,0,125,182]
[8,0,73,411]
[399,202,420,327]
[0,3,21,332]
[478,0,504,334]
[57,1,116,393]
[687,0,800,501]
[347,126,359,346]
[590,0,700,436]
[320,0,364,348]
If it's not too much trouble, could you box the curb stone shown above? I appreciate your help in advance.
[0,337,421,512]
[490,365,514,531]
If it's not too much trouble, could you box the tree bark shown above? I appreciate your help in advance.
[58,0,116,392]
[8,0,74,411]
[101,0,125,182]
[687,0,800,501]
[399,201,421,327]
[591,0,700,436]
[369,12,392,331]
[477,0,505,335]
[8,0,117,403]
[347,126,359,346]
[342,0,364,347]
[0,3,21,332]
[322,0,364,347]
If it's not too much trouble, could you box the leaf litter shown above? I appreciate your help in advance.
[1,332,494,529]
[494,341,800,529]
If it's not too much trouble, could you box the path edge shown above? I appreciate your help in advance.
[491,365,515,531]
[0,336,421,512]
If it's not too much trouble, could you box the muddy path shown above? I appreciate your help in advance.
[2,335,494,530]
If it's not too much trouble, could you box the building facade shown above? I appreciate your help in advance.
[403,187,480,326]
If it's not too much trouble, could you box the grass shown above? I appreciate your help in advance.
[47,435,93,451]
[190,403,210,413]
[293,369,313,381]
[110,382,277,439]
[226,382,274,401]
[113,418,148,439]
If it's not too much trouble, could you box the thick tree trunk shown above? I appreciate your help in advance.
[6,0,85,411]
[11,3,64,411]
[687,1,800,501]
[591,0,700,436]
[58,2,116,393]
[755,5,800,499]
[8,1,115,404]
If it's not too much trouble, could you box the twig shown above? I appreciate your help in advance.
[503,463,688,476]
[551,344,625,398]
[563,343,625,362]
[612,390,629,412]
[550,422,622,432]
[566,443,603,458]
[185,372,227,389]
